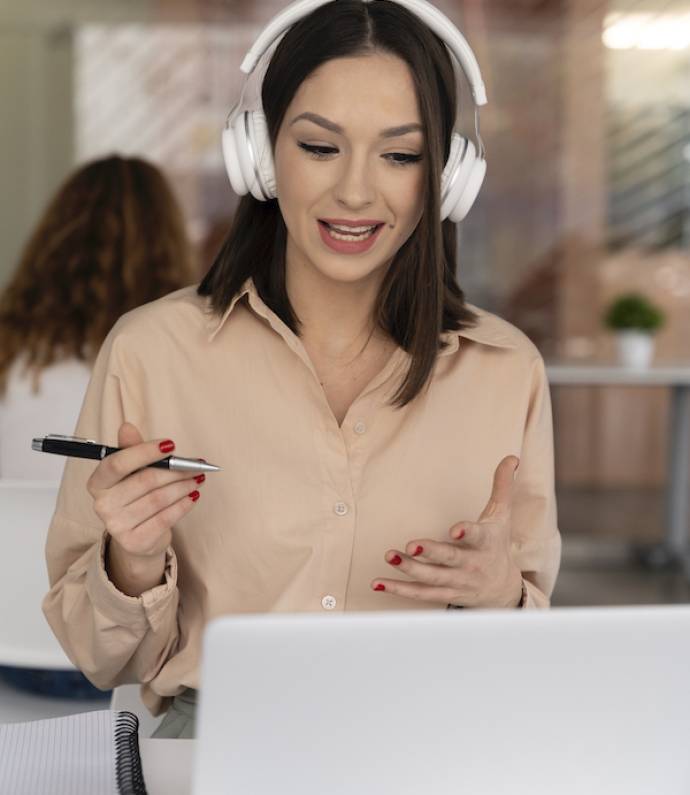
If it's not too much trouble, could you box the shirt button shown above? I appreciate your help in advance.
[353,421,367,434]
[321,595,337,610]
[334,502,348,516]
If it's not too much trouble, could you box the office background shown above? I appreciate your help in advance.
[1,0,689,720]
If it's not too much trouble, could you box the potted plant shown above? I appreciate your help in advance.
[603,293,665,368]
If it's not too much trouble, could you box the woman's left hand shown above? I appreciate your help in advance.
[371,455,524,609]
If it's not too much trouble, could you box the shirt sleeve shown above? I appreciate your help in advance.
[41,322,181,690]
[511,353,562,608]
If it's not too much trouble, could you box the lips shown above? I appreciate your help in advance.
[317,218,384,254]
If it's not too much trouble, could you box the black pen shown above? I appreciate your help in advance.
[31,434,221,473]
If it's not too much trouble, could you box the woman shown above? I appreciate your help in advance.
[0,155,196,480]
[42,1,561,737]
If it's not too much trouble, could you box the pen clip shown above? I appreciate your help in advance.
[45,434,99,445]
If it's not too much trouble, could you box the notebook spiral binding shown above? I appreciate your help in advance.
[114,710,148,795]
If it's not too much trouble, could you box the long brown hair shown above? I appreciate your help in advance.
[198,0,478,409]
[0,155,196,396]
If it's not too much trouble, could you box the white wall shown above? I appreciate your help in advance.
[0,26,73,288]
[0,0,156,288]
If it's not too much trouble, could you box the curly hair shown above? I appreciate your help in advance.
[0,155,196,396]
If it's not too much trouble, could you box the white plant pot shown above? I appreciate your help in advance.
[615,330,655,369]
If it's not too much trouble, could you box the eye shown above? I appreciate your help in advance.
[384,153,423,167]
[298,142,423,168]
[297,143,337,160]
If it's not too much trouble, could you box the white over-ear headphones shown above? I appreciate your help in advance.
[221,0,487,223]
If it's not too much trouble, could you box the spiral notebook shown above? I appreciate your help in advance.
[0,709,147,794]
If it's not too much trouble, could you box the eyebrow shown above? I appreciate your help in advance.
[290,112,423,138]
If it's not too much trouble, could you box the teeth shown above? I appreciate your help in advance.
[326,225,378,241]
[330,224,376,234]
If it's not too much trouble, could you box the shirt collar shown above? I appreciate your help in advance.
[440,303,516,354]
[205,279,515,351]
[205,278,256,342]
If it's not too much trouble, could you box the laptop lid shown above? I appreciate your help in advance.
[192,606,690,795]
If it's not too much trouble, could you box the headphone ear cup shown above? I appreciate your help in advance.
[222,123,249,196]
[246,111,277,200]
[440,133,486,223]
[451,152,486,223]
[231,111,261,199]
[231,109,276,201]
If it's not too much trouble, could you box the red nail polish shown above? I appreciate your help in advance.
[194,474,205,484]
[412,545,424,556]
[188,490,200,502]
[374,584,386,591]
[159,439,175,453]
[390,554,402,566]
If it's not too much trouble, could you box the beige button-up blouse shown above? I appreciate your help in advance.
[42,278,561,716]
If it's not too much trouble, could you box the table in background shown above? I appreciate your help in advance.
[545,362,690,574]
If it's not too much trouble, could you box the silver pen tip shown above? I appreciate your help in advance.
[168,457,221,473]
[32,438,44,452]
[198,463,221,472]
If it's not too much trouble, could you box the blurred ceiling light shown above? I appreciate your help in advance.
[603,12,690,50]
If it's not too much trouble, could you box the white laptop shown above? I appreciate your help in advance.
[192,605,690,795]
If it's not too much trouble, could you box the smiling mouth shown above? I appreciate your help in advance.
[318,221,383,240]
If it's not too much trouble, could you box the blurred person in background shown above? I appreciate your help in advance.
[0,154,196,696]
[0,154,196,480]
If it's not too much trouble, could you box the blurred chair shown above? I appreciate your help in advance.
[0,479,74,670]
[110,685,164,738]
[0,479,111,699]
[0,479,164,726]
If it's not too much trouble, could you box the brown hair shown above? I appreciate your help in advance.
[0,155,196,396]
[198,0,478,409]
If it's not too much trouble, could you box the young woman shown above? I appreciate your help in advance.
[42,0,561,738]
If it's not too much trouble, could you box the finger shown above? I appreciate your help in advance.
[404,538,466,566]
[447,521,483,546]
[114,485,203,557]
[89,432,179,492]
[118,421,144,449]
[101,471,206,536]
[370,577,459,605]
[384,550,460,588]
[477,455,519,523]
[104,464,203,512]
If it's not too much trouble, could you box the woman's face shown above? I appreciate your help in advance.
[274,52,426,287]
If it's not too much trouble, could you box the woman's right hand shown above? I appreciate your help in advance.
[87,421,205,567]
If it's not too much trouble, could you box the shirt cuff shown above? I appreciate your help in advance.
[446,578,528,610]
[85,531,178,632]
[521,577,550,609]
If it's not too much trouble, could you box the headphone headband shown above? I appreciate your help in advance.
[222,0,488,222]
[239,0,487,106]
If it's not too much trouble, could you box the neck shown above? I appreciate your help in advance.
[286,246,389,362]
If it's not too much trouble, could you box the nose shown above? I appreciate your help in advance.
[333,151,376,210]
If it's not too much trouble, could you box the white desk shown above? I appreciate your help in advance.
[140,739,195,795]
[545,361,690,571]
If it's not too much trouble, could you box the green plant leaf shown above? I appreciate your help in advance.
[603,293,665,331]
